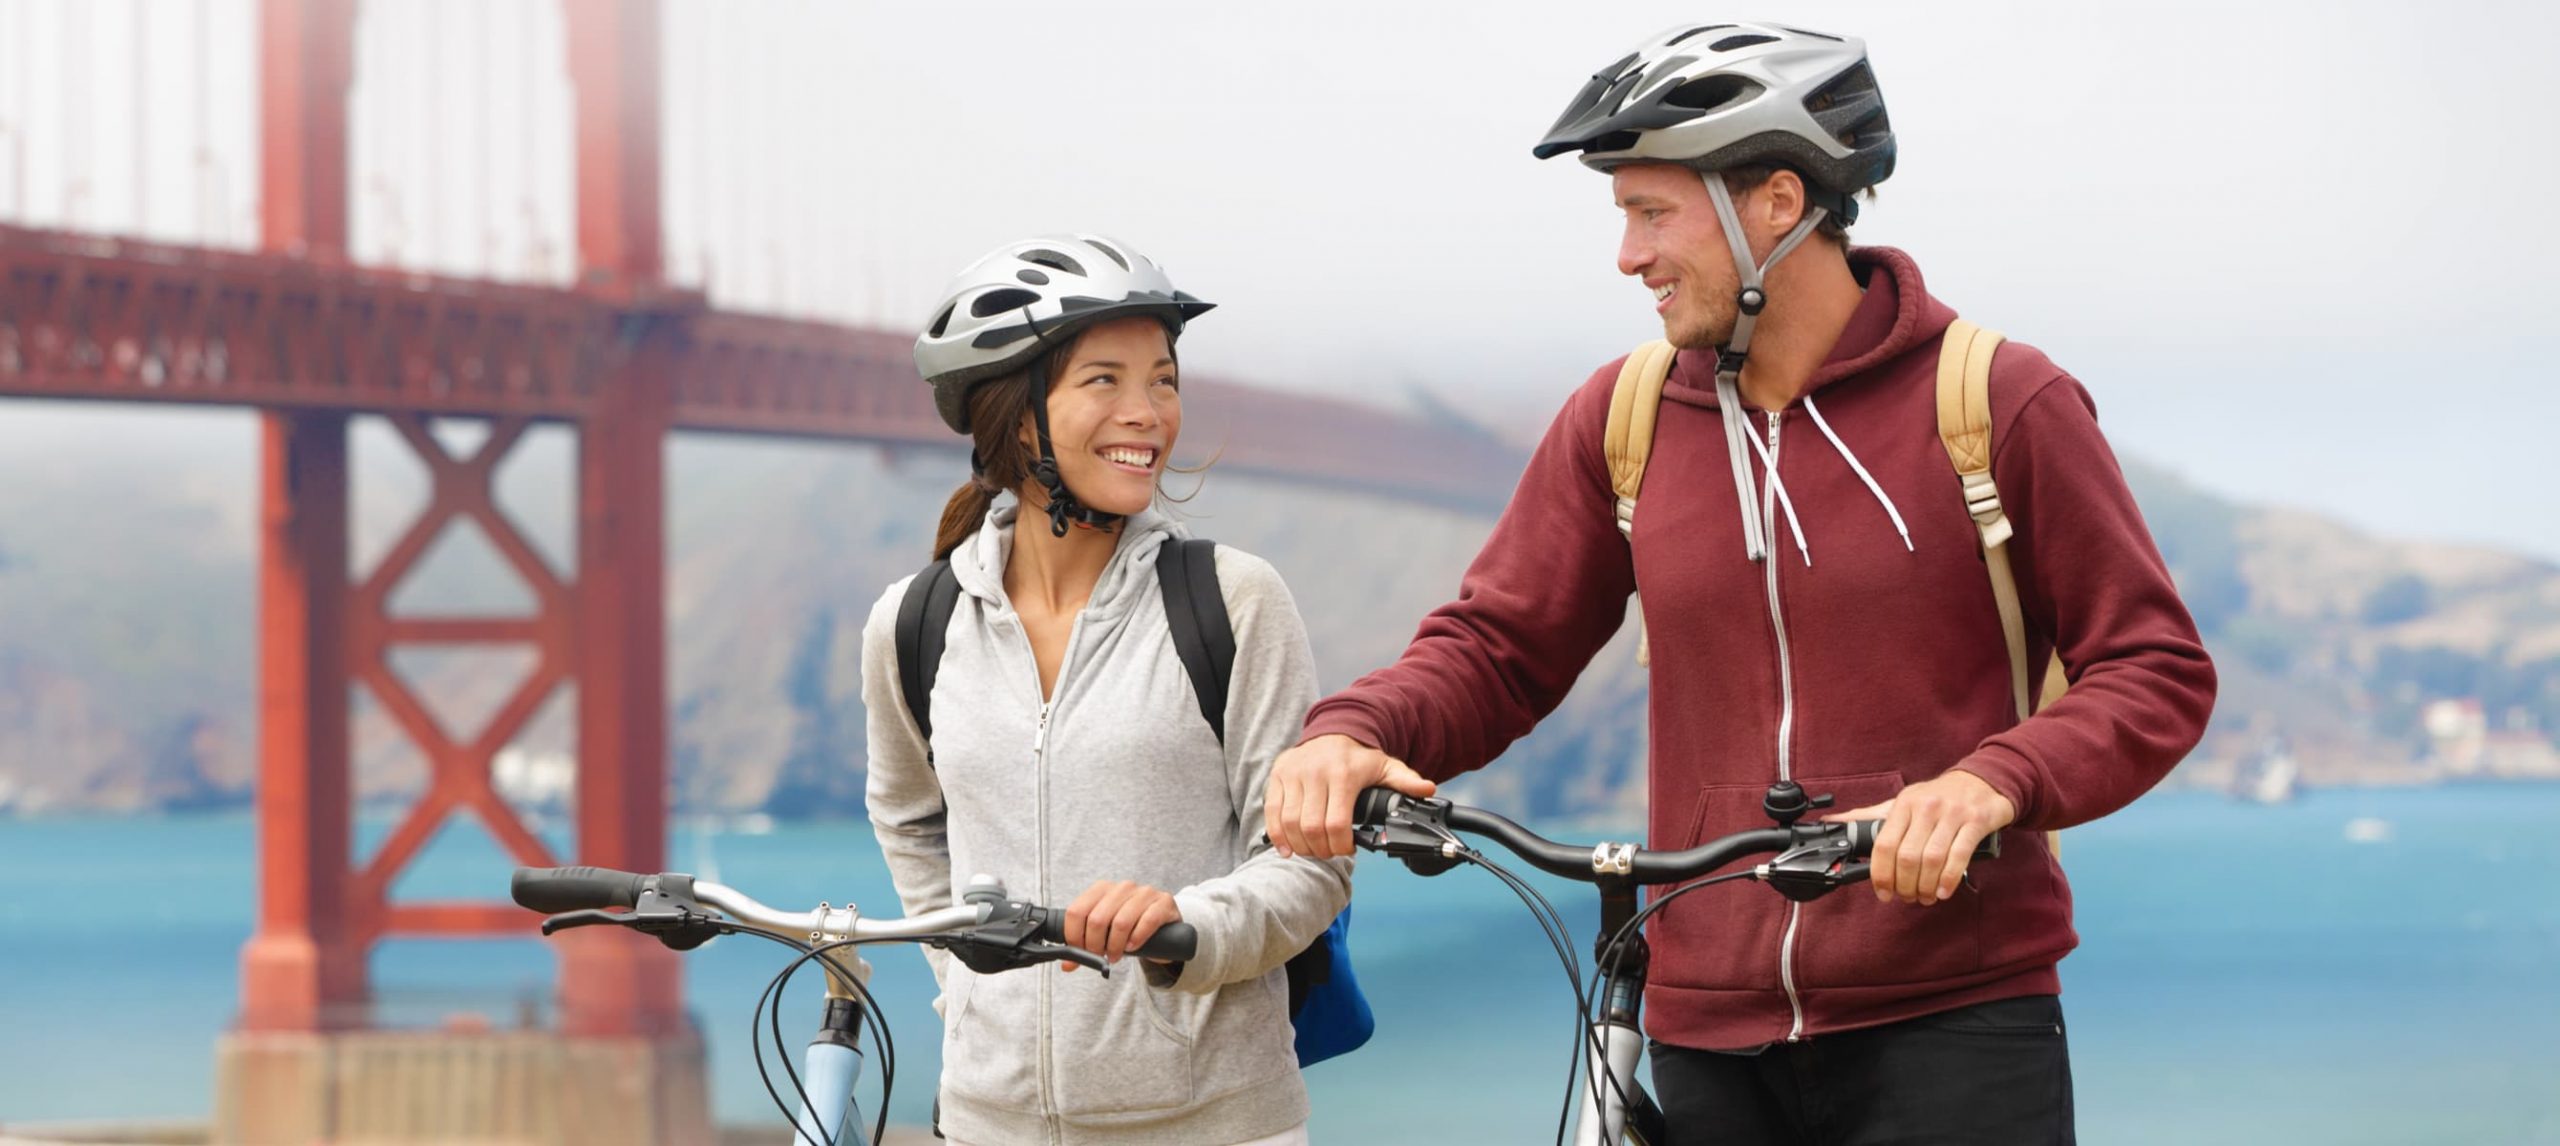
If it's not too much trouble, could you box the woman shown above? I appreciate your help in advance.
[863,233,1349,1145]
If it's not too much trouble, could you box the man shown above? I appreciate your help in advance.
[1263,22,2216,1144]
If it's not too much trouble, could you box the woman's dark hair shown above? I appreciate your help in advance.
[932,359,1046,562]
[928,324,1211,561]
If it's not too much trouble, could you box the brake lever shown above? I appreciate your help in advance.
[1027,941,1111,975]
[1762,825,2005,902]
[537,905,724,951]
[1758,830,1865,903]
[539,908,625,936]
[938,932,1113,976]
[1351,793,1466,877]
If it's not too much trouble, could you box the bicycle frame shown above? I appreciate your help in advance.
[1350,785,1982,1145]
[1575,872,1664,1146]
[792,993,871,1146]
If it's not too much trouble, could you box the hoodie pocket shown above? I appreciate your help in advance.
[1793,770,1987,989]
[942,966,1042,1111]
[1047,971,1199,1117]
[1650,779,1797,991]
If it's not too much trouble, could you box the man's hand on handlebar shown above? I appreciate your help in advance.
[1060,879,1182,971]
[1823,768,2016,906]
[1266,734,1438,860]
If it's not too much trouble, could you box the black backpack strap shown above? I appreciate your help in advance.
[1155,538,1234,745]
[894,560,961,749]
[1284,932,1332,1015]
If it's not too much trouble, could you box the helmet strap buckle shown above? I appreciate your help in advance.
[1027,372,1128,540]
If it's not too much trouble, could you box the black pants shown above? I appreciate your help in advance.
[1650,995,2075,1146]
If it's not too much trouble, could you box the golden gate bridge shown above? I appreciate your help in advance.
[0,3,1520,1140]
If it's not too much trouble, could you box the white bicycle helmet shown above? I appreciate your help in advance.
[1532,21,1893,222]
[914,233,1214,434]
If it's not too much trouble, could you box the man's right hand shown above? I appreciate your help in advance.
[1264,734,1438,860]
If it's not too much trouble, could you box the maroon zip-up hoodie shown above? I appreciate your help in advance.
[1303,247,2216,1050]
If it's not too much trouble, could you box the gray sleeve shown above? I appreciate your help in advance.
[859,575,958,995]
[1161,547,1354,994]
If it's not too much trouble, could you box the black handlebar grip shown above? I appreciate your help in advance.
[1031,910,1200,962]
[1838,822,2002,860]
[511,865,649,913]
[1353,787,1402,827]
[1132,922,1199,962]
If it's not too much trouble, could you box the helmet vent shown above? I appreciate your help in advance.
[969,288,1041,318]
[1780,26,1844,42]
[1665,74,1761,112]
[1588,129,1643,154]
[1814,61,1879,100]
[1709,33,1779,52]
[926,303,956,339]
[1020,249,1086,277]
[1016,268,1050,285]
[1664,24,1735,47]
[1088,241,1131,271]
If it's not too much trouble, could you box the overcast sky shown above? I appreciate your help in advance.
[3,0,2555,561]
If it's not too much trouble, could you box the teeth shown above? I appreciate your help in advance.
[1653,283,1675,301]
[1102,447,1155,467]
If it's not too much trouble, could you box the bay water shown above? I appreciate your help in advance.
[3,784,2555,1144]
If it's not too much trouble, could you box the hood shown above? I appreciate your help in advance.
[947,500,1186,624]
[1663,245,1958,411]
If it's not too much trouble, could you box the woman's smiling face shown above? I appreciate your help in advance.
[1029,315,1182,517]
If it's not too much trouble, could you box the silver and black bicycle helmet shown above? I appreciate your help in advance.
[1532,21,1893,222]
[914,233,1214,434]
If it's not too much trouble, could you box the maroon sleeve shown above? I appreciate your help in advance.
[1953,370,2219,830]
[1299,363,1640,781]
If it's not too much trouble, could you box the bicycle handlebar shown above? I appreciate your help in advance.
[509,866,1198,969]
[1351,789,1997,900]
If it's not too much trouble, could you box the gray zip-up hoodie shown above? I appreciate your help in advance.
[864,503,1351,1145]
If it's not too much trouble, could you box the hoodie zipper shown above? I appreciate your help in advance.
[1003,609,1063,1128]
[1759,409,1811,1042]
[1023,607,1089,1135]
[1033,698,1057,1131]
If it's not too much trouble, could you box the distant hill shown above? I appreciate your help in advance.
[1,422,2553,818]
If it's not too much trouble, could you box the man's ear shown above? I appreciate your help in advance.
[1763,169,1809,238]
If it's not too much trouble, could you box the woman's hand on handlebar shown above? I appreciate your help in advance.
[1059,880,1183,971]
[1824,768,2016,906]
[1265,734,1438,860]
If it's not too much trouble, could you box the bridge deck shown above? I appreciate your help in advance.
[0,225,1521,512]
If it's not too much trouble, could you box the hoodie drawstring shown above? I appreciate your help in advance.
[1803,395,1914,553]
[1713,392,1917,567]
[1740,416,1811,567]
[1715,376,1770,564]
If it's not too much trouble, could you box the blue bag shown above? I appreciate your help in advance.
[1284,903,1374,1067]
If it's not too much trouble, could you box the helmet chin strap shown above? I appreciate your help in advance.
[1028,389,1125,539]
[1701,170,1827,565]
[1013,314,1127,540]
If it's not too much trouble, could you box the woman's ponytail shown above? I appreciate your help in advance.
[932,478,997,562]
[928,364,1045,561]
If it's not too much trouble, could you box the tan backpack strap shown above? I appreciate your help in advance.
[1936,320,2038,721]
[1603,340,1679,537]
[1603,341,1676,669]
